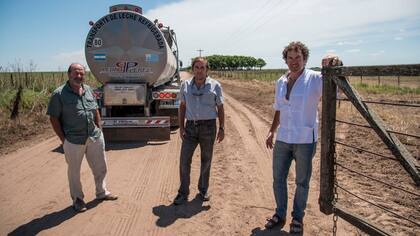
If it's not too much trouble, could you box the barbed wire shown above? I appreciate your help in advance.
[335,184,420,227]
[337,98,420,108]
[334,141,397,161]
[335,119,420,139]
[336,162,420,197]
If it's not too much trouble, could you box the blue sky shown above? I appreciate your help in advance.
[1,0,419,71]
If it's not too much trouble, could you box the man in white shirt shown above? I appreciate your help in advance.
[264,41,341,233]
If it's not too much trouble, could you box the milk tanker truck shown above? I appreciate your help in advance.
[85,4,181,141]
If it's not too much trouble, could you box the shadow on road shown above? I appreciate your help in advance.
[250,226,293,236]
[105,141,148,150]
[152,194,211,227]
[51,145,64,154]
[8,199,102,236]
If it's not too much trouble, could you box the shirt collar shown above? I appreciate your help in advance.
[191,76,210,89]
[65,81,86,95]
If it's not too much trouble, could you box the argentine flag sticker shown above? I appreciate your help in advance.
[145,54,159,63]
[94,54,106,60]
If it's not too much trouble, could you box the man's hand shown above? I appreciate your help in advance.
[266,131,275,149]
[322,54,342,67]
[216,128,224,143]
[179,127,186,140]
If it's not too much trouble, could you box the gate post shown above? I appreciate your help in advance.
[319,71,337,214]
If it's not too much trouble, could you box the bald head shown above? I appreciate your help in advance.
[67,63,85,75]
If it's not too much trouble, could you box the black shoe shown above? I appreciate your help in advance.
[289,218,304,234]
[73,198,87,213]
[173,194,188,205]
[199,192,210,201]
[265,214,286,229]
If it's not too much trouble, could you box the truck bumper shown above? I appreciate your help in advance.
[101,116,171,141]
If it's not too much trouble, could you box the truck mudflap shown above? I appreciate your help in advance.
[101,116,170,141]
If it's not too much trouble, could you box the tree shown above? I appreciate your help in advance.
[256,58,267,70]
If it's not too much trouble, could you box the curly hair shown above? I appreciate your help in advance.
[282,41,310,62]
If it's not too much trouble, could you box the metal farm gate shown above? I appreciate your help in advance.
[318,64,420,235]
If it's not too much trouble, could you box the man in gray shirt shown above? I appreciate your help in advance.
[47,63,117,213]
[174,57,225,205]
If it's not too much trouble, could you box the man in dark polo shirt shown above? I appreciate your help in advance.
[173,57,225,205]
[47,63,117,213]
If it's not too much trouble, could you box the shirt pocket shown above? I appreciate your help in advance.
[202,92,216,106]
[62,98,80,116]
[86,98,98,110]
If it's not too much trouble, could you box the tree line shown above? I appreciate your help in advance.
[204,55,267,70]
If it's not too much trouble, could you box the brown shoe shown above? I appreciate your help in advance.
[97,193,118,201]
[73,198,87,212]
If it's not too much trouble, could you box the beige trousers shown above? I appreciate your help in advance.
[63,133,110,203]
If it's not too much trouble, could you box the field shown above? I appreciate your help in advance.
[0,72,99,154]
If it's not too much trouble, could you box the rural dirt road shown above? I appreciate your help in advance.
[1,72,361,236]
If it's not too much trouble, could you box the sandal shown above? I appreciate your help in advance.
[265,214,286,229]
[289,219,304,234]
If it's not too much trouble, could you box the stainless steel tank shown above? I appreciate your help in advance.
[85,6,177,86]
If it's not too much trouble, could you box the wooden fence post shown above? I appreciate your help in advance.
[25,72,28,88]
[319,70,337,215]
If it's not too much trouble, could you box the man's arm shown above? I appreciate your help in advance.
[49,116,65,144]
[216,104,225,143]
[94,109,102,129]
[178,101,186,140]
[266,111,280,149]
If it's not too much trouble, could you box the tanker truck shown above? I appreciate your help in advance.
[85,4,181,141]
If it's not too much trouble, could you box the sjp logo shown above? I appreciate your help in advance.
[116,61,138,72]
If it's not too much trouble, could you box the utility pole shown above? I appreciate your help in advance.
[197,49,204,57]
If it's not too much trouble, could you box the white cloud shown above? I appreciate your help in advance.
[337,40,363,46]
[345,49,361,53]
[52,50,87,69]
[145,0,420,68]
[394,36,403,40]
[370,50,385,56]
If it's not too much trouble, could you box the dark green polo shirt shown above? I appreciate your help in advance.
[47,82,101,144]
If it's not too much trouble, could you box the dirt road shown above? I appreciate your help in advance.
[1,74,361,235]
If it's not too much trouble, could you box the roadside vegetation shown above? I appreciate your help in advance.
[0,69,98,154]
[210,70,420,95]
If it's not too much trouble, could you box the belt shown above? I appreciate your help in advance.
[186,119,216,126]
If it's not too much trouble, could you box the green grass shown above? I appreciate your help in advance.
[210,69,287,81]
[0,89,50,114]
[352,83,420,95]
[0,71,100,92]
[0,71,101,117]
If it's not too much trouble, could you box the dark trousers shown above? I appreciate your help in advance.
[178,119,217,196]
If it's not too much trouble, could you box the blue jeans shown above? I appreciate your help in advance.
[178,120,217,196]
[272,141,317,222]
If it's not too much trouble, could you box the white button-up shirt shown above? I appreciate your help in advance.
[274,69,322,144]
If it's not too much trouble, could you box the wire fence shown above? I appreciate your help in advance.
[333,88,419,234]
